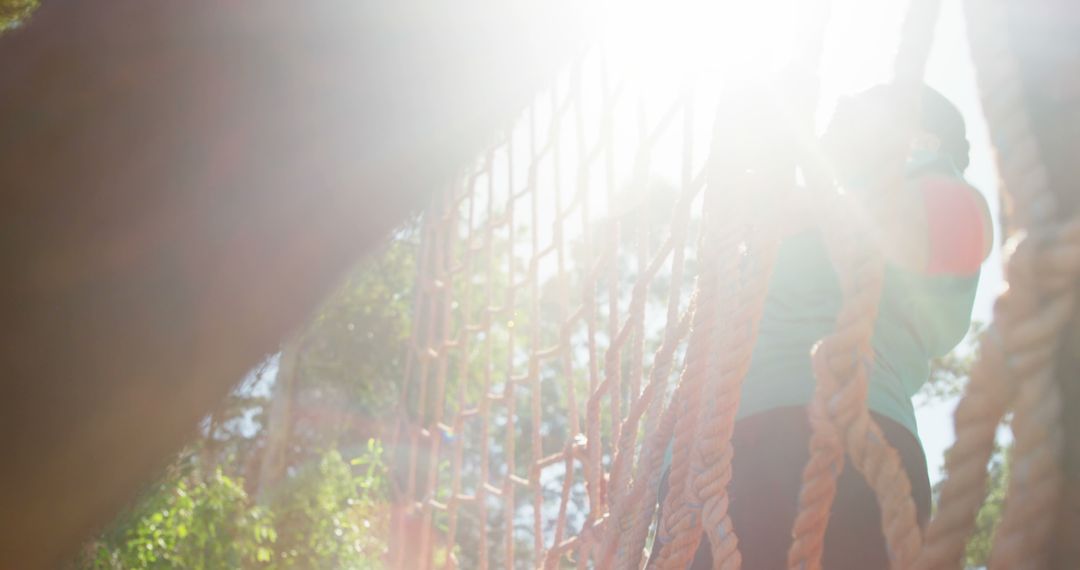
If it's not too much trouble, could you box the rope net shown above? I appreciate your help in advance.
[388,0,1080,568]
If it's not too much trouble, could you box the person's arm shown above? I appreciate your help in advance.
[868,174,992,275]
[917,176,994,274]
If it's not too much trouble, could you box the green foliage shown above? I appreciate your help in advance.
[302,239,416,414]
[0,0,37,31]
[963,445,1007,568]
[268,444,388,569]
[83,445,387,570]
[290,237,417,460]
[929,442,1008,570]
[86,469,275,569]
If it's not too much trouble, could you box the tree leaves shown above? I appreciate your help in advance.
[83,446,387,569]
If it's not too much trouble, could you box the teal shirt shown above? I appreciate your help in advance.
[736,229,979,438]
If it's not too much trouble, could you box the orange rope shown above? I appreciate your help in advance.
[788,1,942,567]
[918,2,1080,569]
[652,196,727,569]
[693,190,784,569]
[788,194,912,570]
[930,2,1074,568]
[607,95,707,570]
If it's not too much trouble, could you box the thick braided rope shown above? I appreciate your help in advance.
[915,222,1080,570]
[693,203,784,569]
[829,206,926,568]
[988,233,1072,569]
[687,83,811,563]
[969,3,1070,563]
[788,0,942,566]
[917,0,1079,567]
[804,210,926,567]
[610,232,698,570]
[616,359,694,570]
[962,0,1052,233]
[914,323,1013,568]
[894,0,942,95]
[792,202,924,570]
[660,186,758,570]
[606,304,690,507]
[916,1,1072,569]
[652,200,727,569]
[1050,478,1080,569]
[654,99,795,567]
[607,99,702,570]
[667,5,833,566]
[787,196,892,570]
[651,100,801,567]
[665,182,760,570]
[600,306,692,568]
[605,185,698,525]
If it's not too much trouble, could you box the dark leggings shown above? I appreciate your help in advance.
[647,406,931,570]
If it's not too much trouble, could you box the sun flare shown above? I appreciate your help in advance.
[601,0,911,127]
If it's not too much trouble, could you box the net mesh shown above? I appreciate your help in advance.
[390,57,714,568]
[387,0,1080,568]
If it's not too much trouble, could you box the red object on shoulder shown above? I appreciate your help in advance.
[919,175,988,275]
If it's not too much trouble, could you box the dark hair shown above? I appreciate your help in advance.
[918,86,970,173]
[828,84,971,176]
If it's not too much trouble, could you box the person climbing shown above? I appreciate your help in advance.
[648,84,992,569]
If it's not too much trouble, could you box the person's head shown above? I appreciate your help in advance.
[823,84,970,186]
